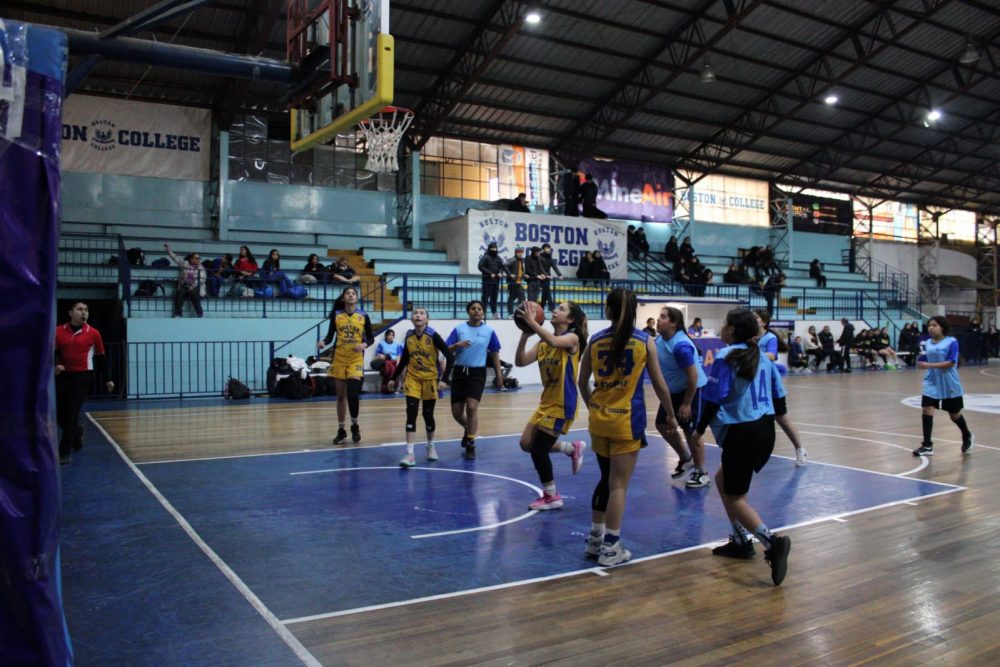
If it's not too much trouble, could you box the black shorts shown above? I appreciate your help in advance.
[719,415,776,496]
[921,395,964,413]
[773,395,787,417]
[655,389,702,433]
[450,366,487,403]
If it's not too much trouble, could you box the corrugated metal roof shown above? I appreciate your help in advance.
[4,0,1000,210]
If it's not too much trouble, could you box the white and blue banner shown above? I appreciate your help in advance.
[61,95,211,180]
[428,209,629,280]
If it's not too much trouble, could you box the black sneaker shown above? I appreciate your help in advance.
[464,443,476,460]
[962,432,974,453]
[912,443,934,457]
[333,428,349,445]
[671,456,692,479]
[764,535,791,586]
[712,535,756,559]
[351,424,361,443]
[59,453,72,465]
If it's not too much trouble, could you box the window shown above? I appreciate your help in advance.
[419,138,550,206]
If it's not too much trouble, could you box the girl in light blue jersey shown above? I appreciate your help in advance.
[698,308,791,586]
[653,306,710,487]
[912,316,973,457]
[754,309,807,466]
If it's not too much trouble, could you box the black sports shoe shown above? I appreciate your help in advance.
[764,535,791,586]
[464,443,476,460]
[351,424,361,443]
[712,536,756,559]
[671,456,692,479]
[962,432,974,453]
[333,428,349,445]
[912,443,934,457]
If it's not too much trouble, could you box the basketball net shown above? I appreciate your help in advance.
[358,106,414,174]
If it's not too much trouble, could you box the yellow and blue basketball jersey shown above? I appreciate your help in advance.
[536,333,579,422]
[403,328,441,381]
[587,327,649,439]
[330,309,368,379]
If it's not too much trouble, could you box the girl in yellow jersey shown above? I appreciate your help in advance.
[317,286,373,445]
[578,288,677,566]
[388,308,455,467]
[514,301,589,511]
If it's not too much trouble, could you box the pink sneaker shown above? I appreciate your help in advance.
[569,440,587,475]
[529,493,564,511]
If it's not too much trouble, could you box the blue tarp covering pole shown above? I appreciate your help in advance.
[0,19,72,666]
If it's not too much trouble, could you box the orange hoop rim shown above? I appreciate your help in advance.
[359,106,415,126]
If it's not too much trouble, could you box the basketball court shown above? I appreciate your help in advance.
[58,367,1000,665]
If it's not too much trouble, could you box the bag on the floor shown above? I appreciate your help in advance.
[503,377,519,389]
[274,372,310,400]
[225,377,252,400]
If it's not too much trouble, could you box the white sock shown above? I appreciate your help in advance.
[406,443,414,456]
[590,522,604,537]
[543,482,557,496]
[557,440,574,454]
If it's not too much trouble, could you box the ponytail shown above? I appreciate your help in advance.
[566,301,588,357]
[724,308,761,380]
[606,288,638,367]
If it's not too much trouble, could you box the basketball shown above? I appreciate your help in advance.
[513,301,545,333]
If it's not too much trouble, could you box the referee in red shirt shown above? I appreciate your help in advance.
[54,302,114,464]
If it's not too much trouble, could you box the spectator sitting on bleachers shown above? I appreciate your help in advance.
[723,261,743,284]
[590,249,611,285]
[898,321,920,367]
[674,256,691,290]
[163,243,205,318]
[580,173,606,219]
[234,246,258,283]
[261,249,293,295]
[809,258,827,288]
[854,330,879,369]
[634,227,650,258]
[679,236,695,261]
[374,329,403,393]
[664,236,679,263]
[330,256,361,285]
[874,327,900,369]
[206,253,233,297]
[300,253,327,284]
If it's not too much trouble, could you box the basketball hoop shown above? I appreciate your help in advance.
[358,106,414,174]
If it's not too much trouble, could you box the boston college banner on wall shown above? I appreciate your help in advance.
[61,95,211,181]
[427,209,630,280]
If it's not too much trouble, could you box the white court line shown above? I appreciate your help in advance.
[831,517,848,523]
[288,466,543,539]
[591,568,609,577]
[92,400,424,420]
[85,413,322,667]
[797,422,1000,452]
[979,367,1000,377]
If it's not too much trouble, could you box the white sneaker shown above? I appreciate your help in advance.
[685,469,710,488]
[795,447,808,466]
[598,541,632,567]
[569,440,587,474]
[399,453,415,468]
[426,443,439,462]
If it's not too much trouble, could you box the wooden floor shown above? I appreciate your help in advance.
[92,365,1000,665]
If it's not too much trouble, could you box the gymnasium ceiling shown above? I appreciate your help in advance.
[5,0,1000,213]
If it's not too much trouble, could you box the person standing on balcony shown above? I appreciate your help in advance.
[540,243,562,311]
[164,243,205,318]
[55,302,114,464]
[504,246,527,316]
[478,241,505,320]
[525,246,544,304]
[317,286,373,445]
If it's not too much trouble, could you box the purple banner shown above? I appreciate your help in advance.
[1,22,72,666]
[694,337,726,369]
[576,158,674,222]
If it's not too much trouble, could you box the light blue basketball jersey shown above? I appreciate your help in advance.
[921,336,963,399]
[703,343,785,443]
[655,330,707,393]
[757,330,779,358]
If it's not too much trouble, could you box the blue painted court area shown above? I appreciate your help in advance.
[134,431,959,622]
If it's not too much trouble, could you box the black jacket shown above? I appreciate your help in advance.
[591,256,610,279]
[837,322,855,348]
[478,253,505,279]
[504,256,525,284]
[576,256,593,279]
[541,252,562,277]
[525,254,545,279]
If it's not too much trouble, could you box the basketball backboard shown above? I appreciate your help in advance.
[287,0,393,153]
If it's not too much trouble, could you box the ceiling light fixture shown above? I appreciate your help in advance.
[824,94,839,105]
[524,11,541,24]
[700,60,716,83]
[958,39,979,64]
